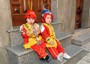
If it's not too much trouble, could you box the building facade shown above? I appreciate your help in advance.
[0,0,90,64]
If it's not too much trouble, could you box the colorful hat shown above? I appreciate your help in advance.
[42,9,51,16]
[25,10,36,19]
[41,9,54,23]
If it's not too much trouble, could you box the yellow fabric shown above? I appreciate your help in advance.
[23,36,42,49]
[43,23,57,48]
[23,23,35,37]
[23,23,42,49]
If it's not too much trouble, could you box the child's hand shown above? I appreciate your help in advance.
[50,42,54,45]
[30,29,35,34]
[20,30,26,34]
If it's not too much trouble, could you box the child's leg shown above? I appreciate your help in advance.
[31,44,48,58]
[56,40,65,53]
[56,41,71,60]
[47,47,59,59]
[39,41,46,50]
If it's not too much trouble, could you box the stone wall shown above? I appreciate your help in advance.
[0,0,12,64]
[0,37,8,64]
[88,6,90,28]
[81,0,90,28]
[54,0,76,33]
[1,0,90,64]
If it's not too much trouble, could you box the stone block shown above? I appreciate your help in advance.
[6,45,60,64]
[72,33,90,46]
[8,28,23,47]
[6,44,88,64]
[56,32,72,47]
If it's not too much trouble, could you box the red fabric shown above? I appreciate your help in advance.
[31,44,48,58]
[47,42,64,59]
[21,33,29,38]
[25,10,36,20]
[21,27,29,44]
[41,24,50,40]
[39,41,46,50]
[42,13,54,23]
[41,24,65,59]
[21,33,29,44]
[56,40,64,53]
[48,47,59,59]
[21,25,48,58]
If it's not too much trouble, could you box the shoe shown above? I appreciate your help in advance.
[40,55,51,62]
[57,52,64,62]
[45,55,51,62]
[63,53,71,59]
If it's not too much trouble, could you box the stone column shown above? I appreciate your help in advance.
[51,0,76,34]
[69,0,76,33]
[51,0,58,22]
[0,0,12,64]
[51,0,62,34]
[0,0,12,46]
[61,0,71,33]
[88,7,90,28]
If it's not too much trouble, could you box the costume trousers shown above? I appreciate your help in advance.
[47,41,64,59]
[31,42,48,58]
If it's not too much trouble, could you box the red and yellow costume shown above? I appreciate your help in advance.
[20,10,48,59]
[41,11,65,59]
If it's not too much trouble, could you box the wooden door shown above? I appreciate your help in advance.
[75,0,84,29]
[10,0,51,26]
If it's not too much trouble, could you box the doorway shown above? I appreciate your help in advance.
[75,0,84,29]
[10,0,51,26]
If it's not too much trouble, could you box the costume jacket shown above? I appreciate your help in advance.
[20,23,42,49]
[41,23,64,59]
[20,22,48,58]
[41,23,60,48]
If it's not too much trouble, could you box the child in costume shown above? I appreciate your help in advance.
[20,10,50,62]
[40,9,71,62]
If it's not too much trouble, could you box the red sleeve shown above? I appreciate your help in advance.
[21,26,29,44]
[21,27,29,38]
[41,25,50,40]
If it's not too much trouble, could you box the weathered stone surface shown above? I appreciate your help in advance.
[8,28,23,47]
[73,33,90,45]
[7,44,88,64]
[0,43,8,64]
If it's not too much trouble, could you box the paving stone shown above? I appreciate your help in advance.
[82,42,90,52]
[77,59,90,64]
[82,53,90,62]
[77,42,90,64]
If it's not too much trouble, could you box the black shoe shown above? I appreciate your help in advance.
[45,55,51,62]
[40,55,51,62]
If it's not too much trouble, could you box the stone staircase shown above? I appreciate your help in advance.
[72,28,90,46]
[6,27,88,64]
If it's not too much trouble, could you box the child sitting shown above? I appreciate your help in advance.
[20,10,50,62]
[40,9,71,62]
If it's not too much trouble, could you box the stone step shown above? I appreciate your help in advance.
[72,28,88,39]
[57,33,72,48]
[8,28,23,47]
[8,28,72,48]
[62,45,88,64]
[72,33,90,46]
[6,45,88,64]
